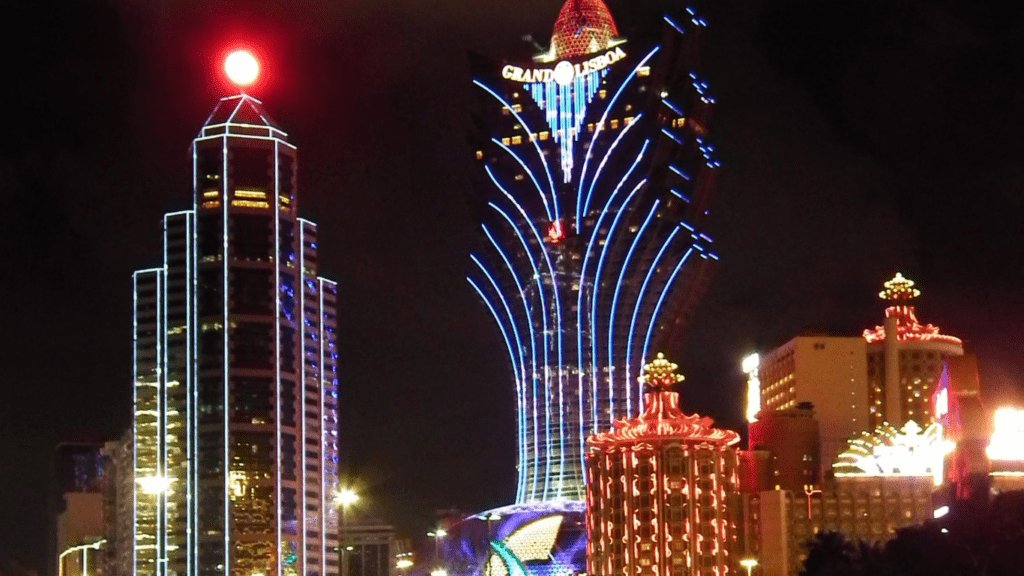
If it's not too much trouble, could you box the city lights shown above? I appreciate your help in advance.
[742,353,760,423]
[469,0,719,502]
[987,407,1024,462]
[224,50,259,87]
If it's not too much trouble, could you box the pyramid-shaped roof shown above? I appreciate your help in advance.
[198,94,288,140]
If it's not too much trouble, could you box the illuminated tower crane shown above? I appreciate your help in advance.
[468,0,721,502]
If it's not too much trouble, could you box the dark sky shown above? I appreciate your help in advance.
[4,0,1024,571]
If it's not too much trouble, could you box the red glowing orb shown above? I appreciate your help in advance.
[224,50,260,87]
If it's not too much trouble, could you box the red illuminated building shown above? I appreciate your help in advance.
[586,354,741,576]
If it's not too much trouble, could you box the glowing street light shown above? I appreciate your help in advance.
[740,558,758,576]
[333,488,360,508]
[224,50,260,87]
[427,528,448,570]
[333,488,360,576]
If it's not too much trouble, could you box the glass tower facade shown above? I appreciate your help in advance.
[469,0,720,502]
[132,95,341,576]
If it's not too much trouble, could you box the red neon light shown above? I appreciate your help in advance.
[547,220,565,243]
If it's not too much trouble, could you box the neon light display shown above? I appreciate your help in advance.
[986,407,1024,462]
[426,502,587,576]
[833,420,953,486]
[470,1,720,502]
[742,353,760,423]
[863,273,962,345]
[585,354,740,576]
[132,93,341,576]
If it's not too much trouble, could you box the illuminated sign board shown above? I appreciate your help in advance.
[501,47,627,85]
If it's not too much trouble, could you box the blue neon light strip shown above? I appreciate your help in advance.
[607,200,659,415]
[580,113,644,222]
[474,80,559,222]
[577,46,660,223]
[625,225,682,408]
[487,198,547,502]
[578,140,650,439]
[491,138,553,222]
[482,225,535,503]
[590,179,647,425]
[640,248,694,409]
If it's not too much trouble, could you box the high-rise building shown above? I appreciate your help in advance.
[468,0,720,502]
[755,336,868,474]
[863,273,963,428]
[750,273,963,472]
[586,354,741,576]
[132,90,341,576]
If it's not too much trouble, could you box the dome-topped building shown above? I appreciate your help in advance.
[544,0,621,61]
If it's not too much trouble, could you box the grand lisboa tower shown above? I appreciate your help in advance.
[468,0,720,505]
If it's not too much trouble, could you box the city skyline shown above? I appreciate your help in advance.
[5,0,1024,574]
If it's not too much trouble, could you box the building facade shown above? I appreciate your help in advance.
[863,273,963,428]
[755,337,867,473]
[132,94,341,576]
[751,273,963,474]
[586,354,741,576]
[469,0,721,502]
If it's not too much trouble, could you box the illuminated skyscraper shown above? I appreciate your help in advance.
[132,89,341,576]
[469,0,720,502]
[586,354,741,576]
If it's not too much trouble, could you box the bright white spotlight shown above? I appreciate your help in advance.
[225,50,259,87]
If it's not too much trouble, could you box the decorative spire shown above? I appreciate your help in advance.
[639,352,684,391]
[863,272,961,346]
[879,272,920,302]
[588,353,740,447]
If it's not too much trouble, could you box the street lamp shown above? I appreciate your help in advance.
[334,488,360,576]
[740,558,758,576]
[427,528,447,573]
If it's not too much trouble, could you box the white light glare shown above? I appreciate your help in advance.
[933,506,949,519]
[225,50,259,87]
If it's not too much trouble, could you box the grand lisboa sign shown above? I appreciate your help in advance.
[501,47,627,86]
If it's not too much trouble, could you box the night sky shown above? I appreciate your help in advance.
[4,0,1024,571]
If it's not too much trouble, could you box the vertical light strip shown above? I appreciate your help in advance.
[299,219,307,576]
[579,113,643,222]
[481,225,535,503]
[187,210,197,576]
[318,278,326,576]
[576,47,660,223]
[158,225,167,576]
[625,225,681,407]
[132,272,139,576]
[607,201,660,416]
[221,132,230,576]
[639,248,694,410]
[485,201,544,498]
[473,80,559,221]
[489,177,564,499]
[486,200,547,501]
[578,141,650,441]
[274,140,283,576]
[190,145,199,576]
[489,138,553,222]
[590,179,647,426]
